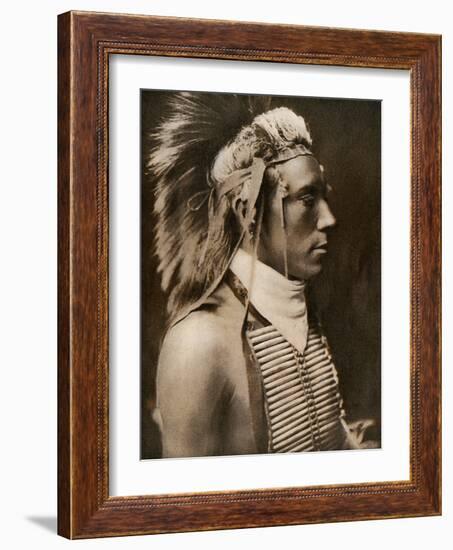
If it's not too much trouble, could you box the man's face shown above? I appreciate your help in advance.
[258,155,336,280]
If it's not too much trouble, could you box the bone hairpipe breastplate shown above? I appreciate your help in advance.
[246,321,346,453]
[224,268,347,453]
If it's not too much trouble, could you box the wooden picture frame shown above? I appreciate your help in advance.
[58,10,441,539]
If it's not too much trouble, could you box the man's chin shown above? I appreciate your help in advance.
[291,263,322,281]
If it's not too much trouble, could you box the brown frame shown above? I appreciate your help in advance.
[58,10,441,539]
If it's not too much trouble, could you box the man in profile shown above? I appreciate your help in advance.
[148,92,372,458]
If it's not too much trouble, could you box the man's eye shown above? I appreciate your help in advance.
[299,194,315,206]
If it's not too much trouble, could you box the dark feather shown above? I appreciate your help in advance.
[147,92,271,317]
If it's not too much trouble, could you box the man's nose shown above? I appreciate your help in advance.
[317,199,336,230]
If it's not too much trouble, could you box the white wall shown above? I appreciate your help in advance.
[0,0,450,548]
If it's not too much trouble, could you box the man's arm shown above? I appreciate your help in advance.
[156,317,231,458]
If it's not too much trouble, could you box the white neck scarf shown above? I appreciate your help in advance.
[230,248,309,354]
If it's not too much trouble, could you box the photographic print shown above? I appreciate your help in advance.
[140,90,381,459]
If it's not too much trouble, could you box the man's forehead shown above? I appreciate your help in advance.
[275,155,325,192]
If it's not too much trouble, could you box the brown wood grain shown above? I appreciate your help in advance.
[57,11,71,538]
[57,10,441,539]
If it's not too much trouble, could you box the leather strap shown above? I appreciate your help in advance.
[224,270,270,328]
[225,269,269,452]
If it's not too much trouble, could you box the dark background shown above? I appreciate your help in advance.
[140,90,381,459]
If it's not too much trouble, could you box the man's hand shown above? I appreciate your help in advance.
[347,418,380,449]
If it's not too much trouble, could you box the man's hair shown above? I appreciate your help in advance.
[147,93,313,321]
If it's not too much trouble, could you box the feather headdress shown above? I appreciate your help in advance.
[147,92,313,322]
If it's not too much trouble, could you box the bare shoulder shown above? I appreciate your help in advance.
[155,288,249,456]
[157,309,234,392]
[165,308,230,350]
[160,309,232,364]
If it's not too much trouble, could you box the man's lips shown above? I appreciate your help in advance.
[311,241,328,251]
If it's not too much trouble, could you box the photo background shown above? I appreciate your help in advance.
[141,91,381,459]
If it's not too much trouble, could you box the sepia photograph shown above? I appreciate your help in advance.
[140,90,382,459]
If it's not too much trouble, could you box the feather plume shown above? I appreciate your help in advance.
[147,92,272,319]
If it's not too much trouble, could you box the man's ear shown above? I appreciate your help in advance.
[231,195,247,229]
[231,195,252,233]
